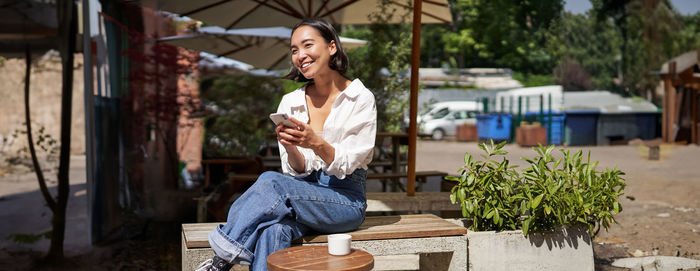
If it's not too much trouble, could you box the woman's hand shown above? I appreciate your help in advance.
[275,117,322,149]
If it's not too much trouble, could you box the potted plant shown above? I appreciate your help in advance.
[446,140,626,270]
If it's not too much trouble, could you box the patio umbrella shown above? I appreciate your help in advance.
[153,0,451,29]
[158,26,367,70]
[150,0,451,196]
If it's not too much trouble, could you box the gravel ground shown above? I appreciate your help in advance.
[1,141,699,270]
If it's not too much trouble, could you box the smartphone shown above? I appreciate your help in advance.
[269,113,298,128]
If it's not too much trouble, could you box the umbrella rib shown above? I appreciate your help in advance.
[294,0,306,16]
[312,0,332,17]
[423,0,448,7]
[388,0,450,23]
[181,0,231,17]
[317,0,359,18]
[267,50,290,70]
[307,0,312,16]
[269,0,305,18]
[219,43,254,58]
[218,35,243,48]
[226,0,268,29]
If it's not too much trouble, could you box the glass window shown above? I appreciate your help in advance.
[453,111,468,119]
[431,108,449,119]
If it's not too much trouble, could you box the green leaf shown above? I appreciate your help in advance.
[467,175,475,186]
[486,209,495,219]
[531,194,544,209]
[450,193,457,204]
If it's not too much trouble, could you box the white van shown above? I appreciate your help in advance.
[419,101,482,140]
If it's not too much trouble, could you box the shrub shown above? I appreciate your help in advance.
[447,140,626,235]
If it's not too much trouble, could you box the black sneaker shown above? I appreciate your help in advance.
[195,255,233,271]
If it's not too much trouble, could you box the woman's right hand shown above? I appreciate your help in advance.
[275,120,300,148]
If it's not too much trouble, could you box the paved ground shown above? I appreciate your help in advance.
[1,141,699,270]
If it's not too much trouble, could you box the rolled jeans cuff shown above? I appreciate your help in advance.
[208,224,254,265]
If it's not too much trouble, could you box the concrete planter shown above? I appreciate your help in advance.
[466,224,594,271]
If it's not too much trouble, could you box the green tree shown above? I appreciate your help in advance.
[200,75,284,157]
[341,1,413,132]
[447,0,564,74]
[593,0,688,100]
[545,12,621,91]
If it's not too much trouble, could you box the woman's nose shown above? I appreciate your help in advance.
[297,50,306,59]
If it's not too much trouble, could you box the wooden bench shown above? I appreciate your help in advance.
[182,214,467,271]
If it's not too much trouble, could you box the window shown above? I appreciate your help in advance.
[431,108,450,119]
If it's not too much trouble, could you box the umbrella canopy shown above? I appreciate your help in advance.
[154,0,451,29]
[159,26,367,70]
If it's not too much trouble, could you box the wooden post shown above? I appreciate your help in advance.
[662,78,669,141]
[667,62,677,142]
[407,0,423,196]
[693,88,698,145]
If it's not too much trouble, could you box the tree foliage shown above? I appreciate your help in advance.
[342,1,413,132]
[199,75,284,157]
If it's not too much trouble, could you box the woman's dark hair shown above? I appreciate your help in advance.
[283,18,349,82]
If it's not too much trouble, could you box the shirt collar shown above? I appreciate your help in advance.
[339,79,362,99]
[300,79,363,101]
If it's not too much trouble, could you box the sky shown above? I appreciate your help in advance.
[565,0,700,16]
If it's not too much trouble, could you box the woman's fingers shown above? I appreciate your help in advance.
[278,130,300,143]
[288,116,306,130]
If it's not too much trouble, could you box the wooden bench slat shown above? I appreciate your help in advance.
[182,214,466,249]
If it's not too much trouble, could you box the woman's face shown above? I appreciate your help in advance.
[290,25,337,80]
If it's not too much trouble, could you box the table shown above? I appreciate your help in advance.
[267,246,373,271]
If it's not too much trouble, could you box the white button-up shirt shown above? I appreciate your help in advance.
[276,79,377,179]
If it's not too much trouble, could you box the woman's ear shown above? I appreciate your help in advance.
[328,40,337,56]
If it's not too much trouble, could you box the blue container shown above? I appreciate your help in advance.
[635,112,661,140]
[564,110,599,146]
[477,113,513,141]
[524,112,565,145]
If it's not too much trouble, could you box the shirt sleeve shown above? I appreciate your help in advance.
[277,96,315,177]
[323,92,377,179]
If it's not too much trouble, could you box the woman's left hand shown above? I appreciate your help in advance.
[281,117,323,150]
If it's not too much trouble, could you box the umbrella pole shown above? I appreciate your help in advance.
[407,0,422,197]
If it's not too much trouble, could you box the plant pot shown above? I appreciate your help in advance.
[456,124,478,141]
[465,223,594,271]
[516,125,547,147]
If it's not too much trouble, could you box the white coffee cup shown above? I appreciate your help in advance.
[327,234,352,255]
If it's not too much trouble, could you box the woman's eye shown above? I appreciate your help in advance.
[291,49,297,54]
[304,43,312,48]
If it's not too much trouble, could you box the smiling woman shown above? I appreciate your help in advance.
[195,18,377,271]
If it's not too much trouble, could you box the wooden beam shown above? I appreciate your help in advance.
[693,89,698,145]
[673,87,684,142]
[663,79,671,141]
[407,0,423,197]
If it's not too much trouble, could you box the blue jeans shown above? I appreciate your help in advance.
[208,169,367,271]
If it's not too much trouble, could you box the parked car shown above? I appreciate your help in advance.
[419,101,482,140]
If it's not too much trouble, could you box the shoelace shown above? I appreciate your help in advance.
[195,258,213,271]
